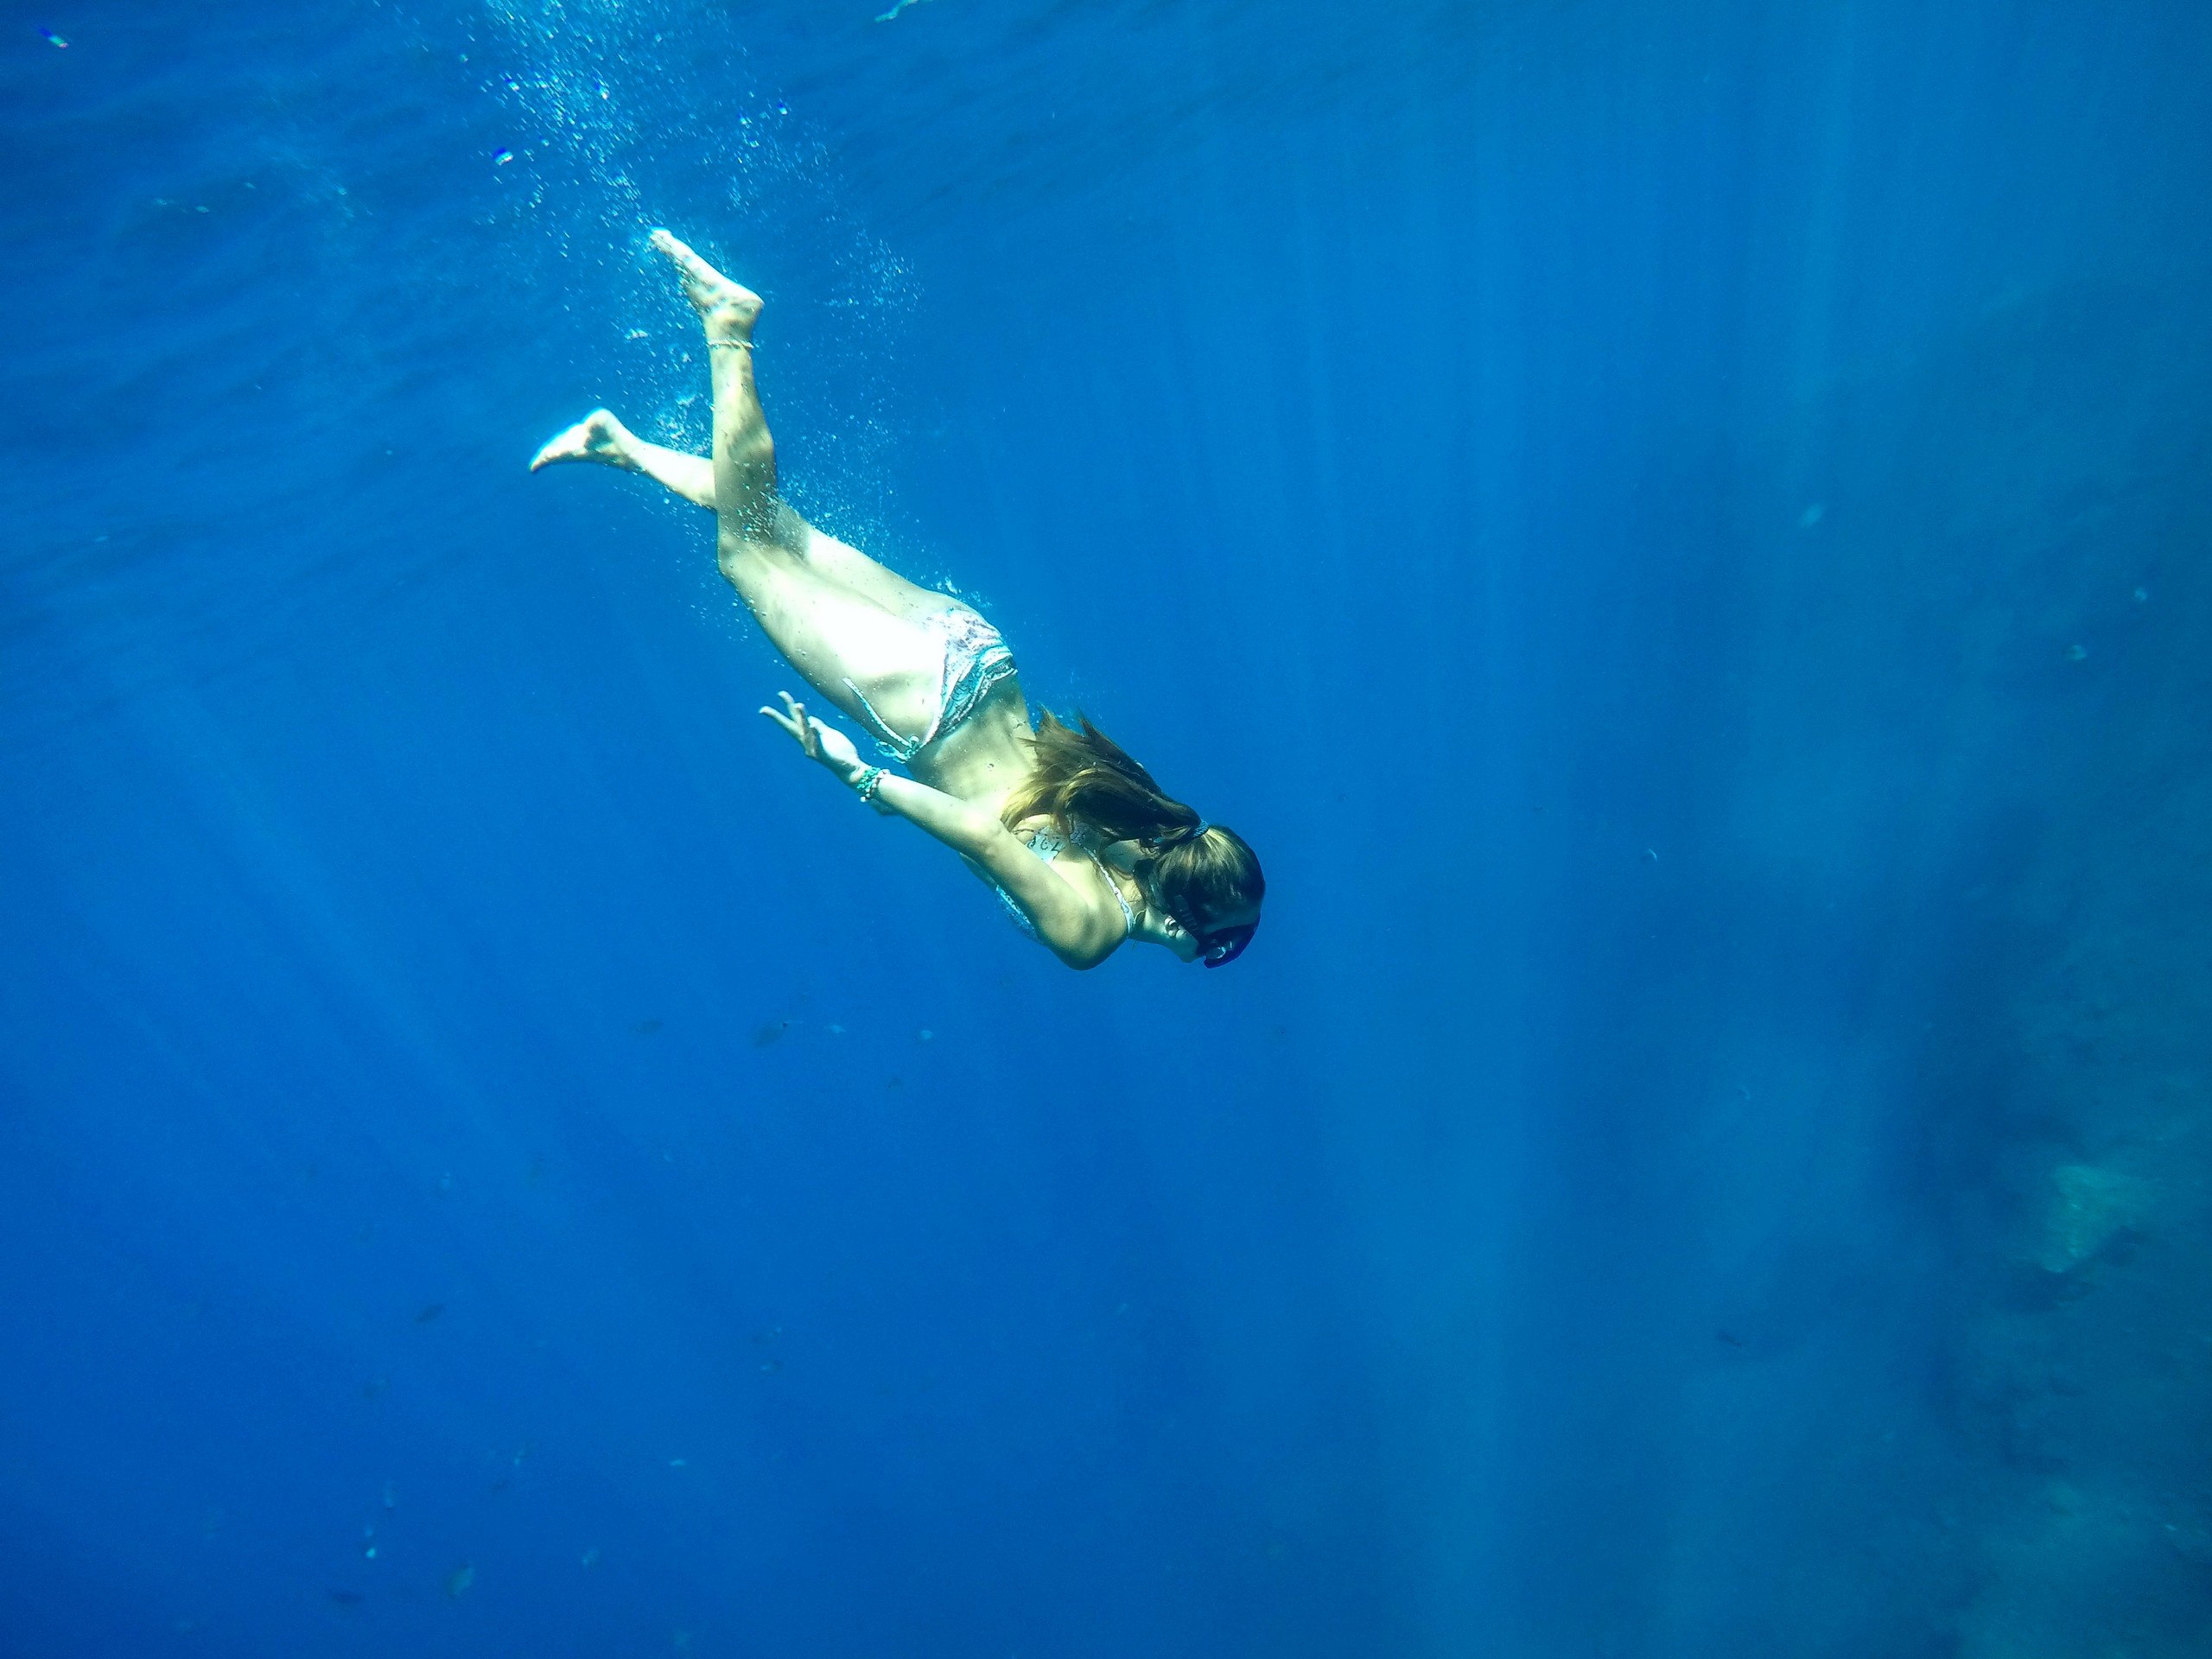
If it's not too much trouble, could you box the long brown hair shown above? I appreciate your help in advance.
[1001,710,1265,931]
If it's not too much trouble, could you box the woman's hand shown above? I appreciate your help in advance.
[760,691,871,785]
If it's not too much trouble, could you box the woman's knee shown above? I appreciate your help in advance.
[715,531,786,584]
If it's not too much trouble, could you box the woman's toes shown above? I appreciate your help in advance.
[649,228,761,329]
[529,428,584,471]
[530,409,626,471]
[650,228,723,290]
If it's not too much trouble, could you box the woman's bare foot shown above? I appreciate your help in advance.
[530,408,636,473]
[650,228,761,341]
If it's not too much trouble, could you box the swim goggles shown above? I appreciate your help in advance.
[1156,886,1257,969]
[1192,919,1256,969]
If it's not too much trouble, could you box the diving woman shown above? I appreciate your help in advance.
[531,231,1262,969]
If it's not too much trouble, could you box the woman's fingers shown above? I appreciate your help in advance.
[760,690,811,747]
[775,690,823,758]
[761,692,861,774]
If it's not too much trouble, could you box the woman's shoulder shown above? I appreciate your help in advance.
[1005,814,1072,865]
[993,816,1128,967]
[1011,811,1102,842]
[1012,815,1123,863]
[1062,817,1112,853]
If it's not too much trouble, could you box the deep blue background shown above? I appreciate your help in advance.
[6,2,2211,1654]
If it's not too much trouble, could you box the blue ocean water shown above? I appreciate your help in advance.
[5,1,2212,1653]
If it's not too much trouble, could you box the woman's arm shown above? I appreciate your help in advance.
[759,693,1124,967]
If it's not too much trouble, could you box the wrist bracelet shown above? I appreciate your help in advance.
[854,765,886,803]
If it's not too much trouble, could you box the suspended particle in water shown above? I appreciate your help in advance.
[2134,586,2150,603]
[2064,643,2088,662]
[581,1546,601,1569]
[444,1564,475,1599]
[1798,502,1824,528]
[493,149,514,166]
[41,29,67,48]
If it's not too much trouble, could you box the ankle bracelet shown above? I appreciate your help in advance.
[708,338,755,351]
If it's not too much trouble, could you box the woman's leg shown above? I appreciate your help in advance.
[647,231,945,741]
[531,409,715,507]
[533,412,953,622]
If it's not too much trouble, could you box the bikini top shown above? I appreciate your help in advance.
[997,820,1136,943]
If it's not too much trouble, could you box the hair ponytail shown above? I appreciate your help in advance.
[1001,710,1197,843]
